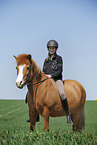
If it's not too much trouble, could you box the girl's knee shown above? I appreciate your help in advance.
[60,93,66,100]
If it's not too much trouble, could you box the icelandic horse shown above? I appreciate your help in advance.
[14,54,86,132]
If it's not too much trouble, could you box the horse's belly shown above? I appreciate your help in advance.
[49,105,66,117]
[49,111,66,117]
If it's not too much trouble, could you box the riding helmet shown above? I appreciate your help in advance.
[47,40,58,49]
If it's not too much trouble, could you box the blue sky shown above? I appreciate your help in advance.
[0,0,97,100]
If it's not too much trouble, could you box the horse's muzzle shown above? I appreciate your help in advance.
[16,81,25,89]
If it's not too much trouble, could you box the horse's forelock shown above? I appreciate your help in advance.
[16,54,41,76]
[16,54,31,65]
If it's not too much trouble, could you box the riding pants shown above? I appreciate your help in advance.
[56,80,66,100]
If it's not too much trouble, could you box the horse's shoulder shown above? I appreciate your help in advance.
[49,79,58,90]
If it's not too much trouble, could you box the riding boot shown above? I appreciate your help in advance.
[26,115,40,123]
[25,91,28,104]
[26,119,30,122]
[61,98,72,123]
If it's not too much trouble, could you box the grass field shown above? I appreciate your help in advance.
[0,100,97,145]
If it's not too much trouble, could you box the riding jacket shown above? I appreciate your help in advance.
[43,53,63,82]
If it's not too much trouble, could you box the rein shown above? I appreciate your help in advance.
[26,77,49,103]
[26,77,49,86]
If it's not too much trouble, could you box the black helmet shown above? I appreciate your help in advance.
[47,40,58,49]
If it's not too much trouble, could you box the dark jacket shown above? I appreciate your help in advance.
[43,53,63,82]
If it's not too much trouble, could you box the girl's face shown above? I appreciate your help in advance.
[48,47,56,55]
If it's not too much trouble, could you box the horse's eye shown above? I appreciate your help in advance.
[26,67,29,70]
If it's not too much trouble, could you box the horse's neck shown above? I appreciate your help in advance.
[33,71,45,83]
[27,71,46,92]
[27,71,47,102]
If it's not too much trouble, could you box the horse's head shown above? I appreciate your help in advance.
[14,54,33,89]
[14,54,41,89]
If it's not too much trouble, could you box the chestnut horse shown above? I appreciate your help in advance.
[14,54,86,132]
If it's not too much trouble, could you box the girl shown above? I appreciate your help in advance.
[43,40,72,123]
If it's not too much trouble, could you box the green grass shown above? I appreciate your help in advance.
[0,100,97,145]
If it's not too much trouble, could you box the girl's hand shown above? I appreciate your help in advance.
[46,75,52,78]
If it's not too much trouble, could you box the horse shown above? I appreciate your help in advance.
[14,54,86,132]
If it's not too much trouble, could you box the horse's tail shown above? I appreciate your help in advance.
[77,88,86,131]
[77,106,85,131]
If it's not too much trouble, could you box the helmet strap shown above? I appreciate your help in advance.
[48,52,56,57]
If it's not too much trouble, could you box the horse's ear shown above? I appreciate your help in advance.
[13,55,17,60]
[27,54,32,64]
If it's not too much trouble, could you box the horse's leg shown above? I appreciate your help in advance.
[29,110,37,131]
[42,106,49,131]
